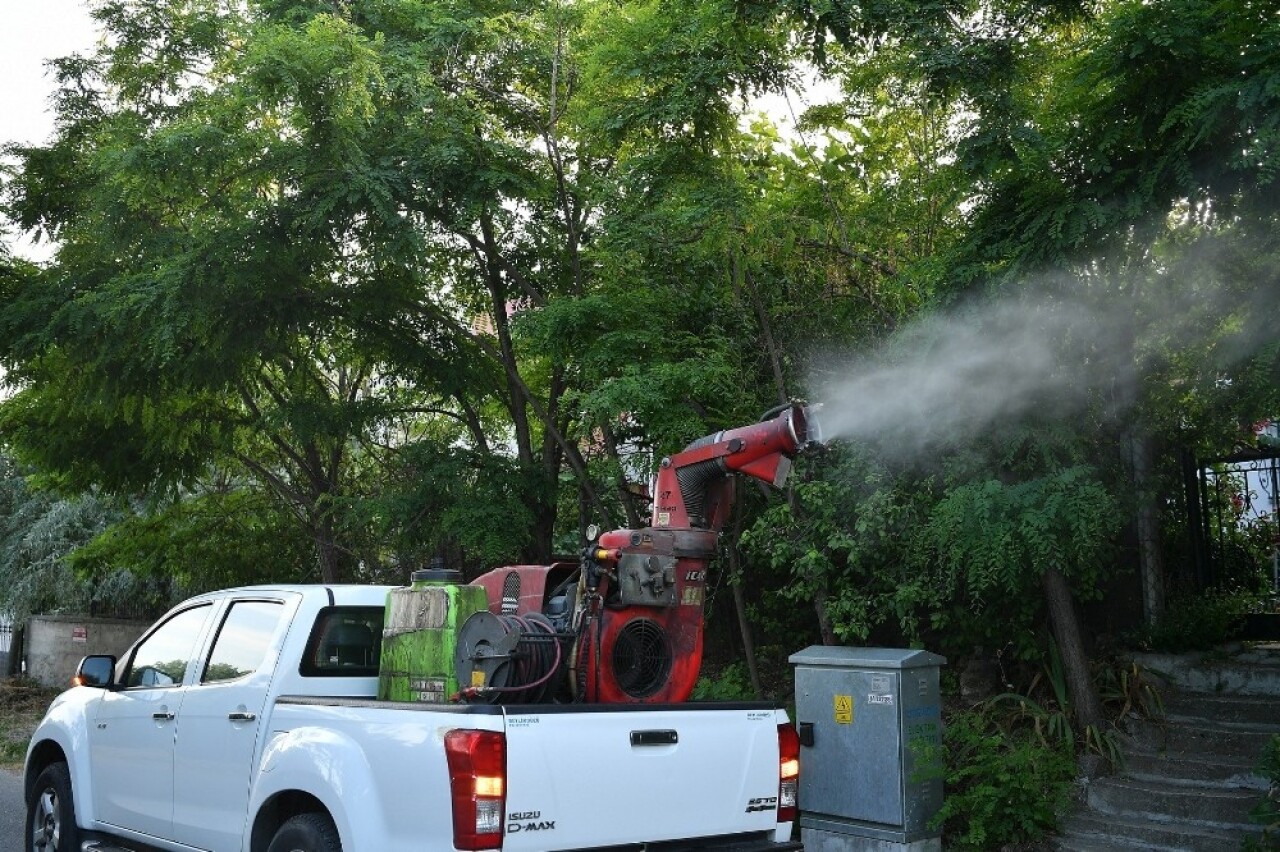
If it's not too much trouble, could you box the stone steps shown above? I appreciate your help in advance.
[1057,811,1253,852]
[1054,644,1278,851]
[1134,647,1280,697]
[1128,716,1279,761]
[1122,750,1268,791]
[1160,691,1280,728]
[1087,776,1259,830]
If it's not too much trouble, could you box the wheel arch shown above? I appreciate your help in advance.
[23,739,68,802]
[250,790,333,852]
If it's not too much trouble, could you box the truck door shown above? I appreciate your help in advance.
[88,603,215,839]
[170,596,294,852]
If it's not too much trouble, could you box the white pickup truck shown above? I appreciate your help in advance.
[23,583,802,852]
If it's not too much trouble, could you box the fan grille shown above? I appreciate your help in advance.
[500,571,521,614]
[611,618,672,699]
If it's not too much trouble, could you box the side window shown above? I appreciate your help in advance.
[126,604,213,688]
[300,607,384,677]
[202,600,286,684]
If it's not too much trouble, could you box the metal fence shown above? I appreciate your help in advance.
[1185,449,1280,593]
[1,614,13,676]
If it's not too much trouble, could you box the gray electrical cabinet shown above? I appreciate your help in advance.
[789,647,946,852]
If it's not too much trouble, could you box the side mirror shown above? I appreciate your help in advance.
[74,655,117,689]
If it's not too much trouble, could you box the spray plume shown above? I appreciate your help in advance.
[810,255,1279,460]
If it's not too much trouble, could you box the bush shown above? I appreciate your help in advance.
[1130,590,1252,653]
[1246,735,1280,851]
[691,662,757,701]
[0,677,61,766]
[931,707,1076,850]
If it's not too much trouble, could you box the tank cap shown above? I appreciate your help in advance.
[410,568,463,584]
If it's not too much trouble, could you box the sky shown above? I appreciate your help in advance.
[1,0,99,260]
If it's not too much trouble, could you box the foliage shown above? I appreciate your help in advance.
[345,442,539,576]
[68,488,316,594]
[1129,589,1253,653]
[987,638,1122,766]
[1246,735,1280,851]
[0,455,164,619]
[1095,658,1165,724]
[741,447,936,646]
[690,662,756,702]
[0,678,61,766]
[915,465,1120,659]
[931,705,1076,850]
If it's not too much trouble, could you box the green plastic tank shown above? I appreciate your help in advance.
[378,567,490,703]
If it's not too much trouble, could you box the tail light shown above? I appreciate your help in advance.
[777,723,800,823]
[445,729,506,850]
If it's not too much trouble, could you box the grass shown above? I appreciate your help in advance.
[0,678,62,769]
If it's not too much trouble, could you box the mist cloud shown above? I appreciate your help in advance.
[808,252,1278,460]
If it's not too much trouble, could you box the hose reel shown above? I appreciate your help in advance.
[454,611,566,703]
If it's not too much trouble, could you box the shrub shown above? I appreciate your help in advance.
[931,707,1076,850]
[1245,735,1280,851]
[691,662,757,701]
[1131,590,1252,653]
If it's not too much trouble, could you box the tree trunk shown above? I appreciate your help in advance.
[603,424,642,529]
[8,626,25,677]
[1041,565,1104,732]
[727,509,763,698]
[1113,279,1165,625]
[314,510,345,584]
[480,212,535,471]
[813,584,837,646]
[1128,429,1166,625]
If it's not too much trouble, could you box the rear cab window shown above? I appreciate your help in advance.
[300,606,384,677]
[202,599,288,684]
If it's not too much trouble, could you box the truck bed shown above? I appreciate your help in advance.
[271,697,800,851]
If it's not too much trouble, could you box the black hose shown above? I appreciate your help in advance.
[759,403,792,421]
[471,614,563,703]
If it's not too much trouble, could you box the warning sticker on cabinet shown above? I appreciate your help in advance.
[834,694,853,725]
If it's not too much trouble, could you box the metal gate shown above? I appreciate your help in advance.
[1184,447,1280,593]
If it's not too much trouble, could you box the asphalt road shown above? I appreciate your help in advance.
[2,766,24,852]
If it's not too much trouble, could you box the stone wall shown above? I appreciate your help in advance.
[26,615,150,688]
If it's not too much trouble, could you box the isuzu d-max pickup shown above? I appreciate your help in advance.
[24,583,802,852]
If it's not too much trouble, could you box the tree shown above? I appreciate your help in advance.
[0,454,147,619]
[1,0,628,578]
[916,466,1119,731]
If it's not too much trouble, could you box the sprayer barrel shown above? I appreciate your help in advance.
[727,403,809,458]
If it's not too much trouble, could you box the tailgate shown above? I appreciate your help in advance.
[502,704,786,851]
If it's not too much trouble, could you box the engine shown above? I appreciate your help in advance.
[455,402,818,704]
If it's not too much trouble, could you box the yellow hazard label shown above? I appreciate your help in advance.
[471,670,486,687]
[834,694,853,725]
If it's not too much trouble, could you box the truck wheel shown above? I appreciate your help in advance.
[267,813,342,852]
[25,762,81,852]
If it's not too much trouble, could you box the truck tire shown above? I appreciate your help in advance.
[25,762,81,852]
[267,813,342,852]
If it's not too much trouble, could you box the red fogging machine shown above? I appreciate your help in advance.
[455,402,821,704]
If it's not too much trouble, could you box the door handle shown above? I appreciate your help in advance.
[227,711,257,722]
[152,711,175,721]
[630,729,678,747]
